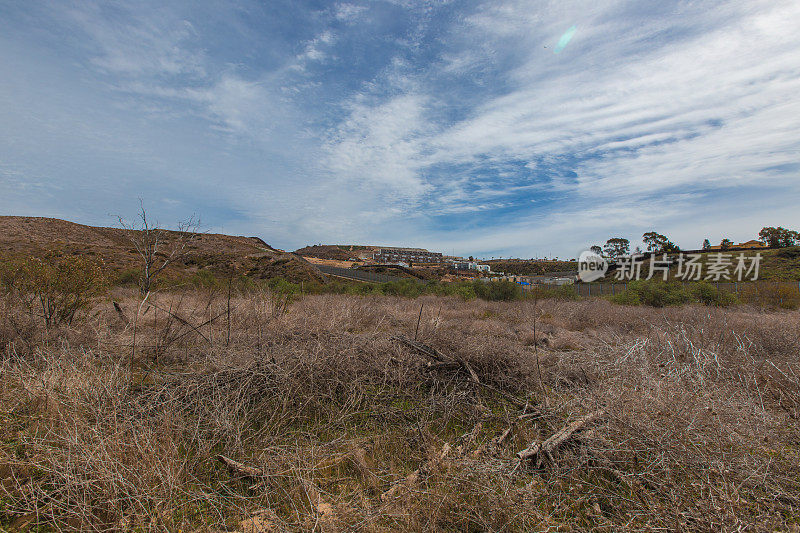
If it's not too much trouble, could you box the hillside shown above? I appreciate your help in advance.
[294,244,357,261]
[0,216,326,284]
[484,259,577,276]
[602,246,800,282]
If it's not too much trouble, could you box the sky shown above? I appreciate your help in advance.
[1,0,799,259]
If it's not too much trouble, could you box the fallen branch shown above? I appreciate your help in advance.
[391,335,448,363]
[112,301,128,321]
[474,403,538,457]
[217,455,265,479]
[517,409,606,467]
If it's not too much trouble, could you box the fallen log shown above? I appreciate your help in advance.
[217,455,265,479]
[516,409,606,467]
[391,335,448,362]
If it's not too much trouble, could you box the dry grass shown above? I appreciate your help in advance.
[1,290,799,531]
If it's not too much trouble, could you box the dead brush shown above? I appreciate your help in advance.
[0,292,799,531]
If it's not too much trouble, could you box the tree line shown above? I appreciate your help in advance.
[590,227,799,259]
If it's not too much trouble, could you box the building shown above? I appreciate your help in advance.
[708,240,766,251]
[452,261,491,272]
[373,247,443,264]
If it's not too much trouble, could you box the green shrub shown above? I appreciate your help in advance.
[527,284,580,301]
[609,288,641,306]
[472,280,522,301]
[190,269,222,289]
[609,280,690,307]
[0,255,107,326]
[609,280,737,308]
[115,268,141,286]
[690,281,737,307]
[380,279,424,298]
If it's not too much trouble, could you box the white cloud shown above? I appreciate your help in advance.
[334,4,368,23]
[313,0,800,253]
[3,0,799,255]
[68,5,205,79]
[323,93,433,197]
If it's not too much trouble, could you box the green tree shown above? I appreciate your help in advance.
[642,231,680,253]
[604,238,630,259]
[758,226,799,248]
[642,232,668,252]
[661,240,681,253]
[589,245,603,256]
[720,239,733,250]
[702,239,711,251]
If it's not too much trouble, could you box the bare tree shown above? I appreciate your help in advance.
[118,200,200,295]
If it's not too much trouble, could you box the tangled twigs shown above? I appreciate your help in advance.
[381,443,452,501]
[517,409,606,467]
[391,335,528,408]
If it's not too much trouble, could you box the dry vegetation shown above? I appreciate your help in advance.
[1,287,799,531]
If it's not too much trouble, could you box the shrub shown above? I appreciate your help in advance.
[266,278,301,316]
[380,279,424,298]
[190,268,222,289]
[739,282,800,310]
[114,267,142,286]
[609,288,641,306]
[690,281,737,307]
[612,280,689,307]
[775,246,800,259]
[609,280,738,308]
[527,284,580,301]
[472,280,522,301]
[608,280,688,307]
[0,255,107,326]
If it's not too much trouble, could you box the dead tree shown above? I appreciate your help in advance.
[118,200,200,295]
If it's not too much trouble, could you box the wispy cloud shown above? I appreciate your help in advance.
[1,0,798,255]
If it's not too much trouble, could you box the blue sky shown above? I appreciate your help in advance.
[1,0,799,258]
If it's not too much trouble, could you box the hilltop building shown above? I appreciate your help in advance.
[707,240,766,251]
[452,261,491,272]
[373,247,443,264]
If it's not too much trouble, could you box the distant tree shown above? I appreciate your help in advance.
[720,238,733,250]
[702,239,711,251]
[469,256,474,261]
[604,238,630,259]
[589,245,603,256]
[661,241,681,253]
[759,226,799,248]
[642,231,680,253]
[642,232,668,253]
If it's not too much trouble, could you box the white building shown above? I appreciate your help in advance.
[452,261,491,272]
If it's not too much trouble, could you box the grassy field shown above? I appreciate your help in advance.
[2,286,799,531]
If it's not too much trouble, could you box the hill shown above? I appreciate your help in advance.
[0,216,326,285]
[602,246,800,282]
[294,244,357,261]
[484,259,577,276]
